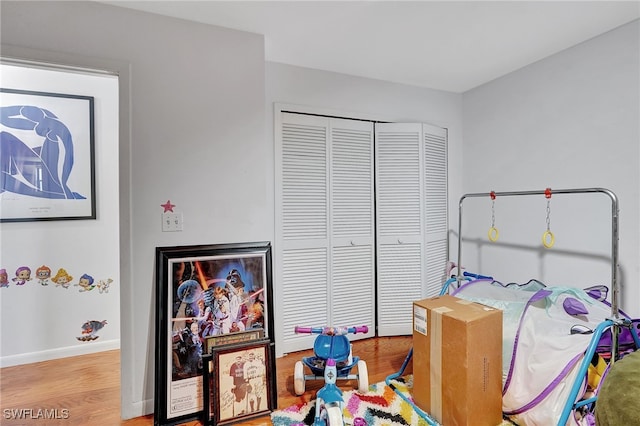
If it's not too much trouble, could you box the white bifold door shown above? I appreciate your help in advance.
[277,113,376,353]
[276,113,448,354]
[375,123,448,336]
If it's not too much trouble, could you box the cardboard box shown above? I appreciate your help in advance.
[412,295,503,426]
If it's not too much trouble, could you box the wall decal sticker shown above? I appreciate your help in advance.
[97,278,113,294]
[0,262,115,294]
[0,269,8,287]
[76,273,96,292]
[12,266,31,285]
[35,264,52,286]
[51,268,73,289]
[76,320,108,341]
[161,200,176,213]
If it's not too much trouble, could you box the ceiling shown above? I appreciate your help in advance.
[99,1,640,93]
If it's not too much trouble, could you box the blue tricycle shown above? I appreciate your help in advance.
[293,325,369,426]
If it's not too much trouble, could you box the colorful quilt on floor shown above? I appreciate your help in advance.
[270,375,434,426]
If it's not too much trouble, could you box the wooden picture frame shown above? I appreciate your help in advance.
[0,88,96,222]
[205,329,264,354]
[207,338,276,426]
[202,353,214,426]
[154,242,274,425]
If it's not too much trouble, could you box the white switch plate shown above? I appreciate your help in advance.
[162,212,183,232]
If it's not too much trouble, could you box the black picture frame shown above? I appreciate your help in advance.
[154,242,274,426]
[0,88,96,222]
[206,338,277,426]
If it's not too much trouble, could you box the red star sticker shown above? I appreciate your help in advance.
[161,200,176,213]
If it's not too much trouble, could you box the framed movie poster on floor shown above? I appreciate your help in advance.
[154,242,274,426]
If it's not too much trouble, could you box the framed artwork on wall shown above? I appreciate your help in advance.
[154,242,274,425]
[0,88,96,222]
[204,338,276,426]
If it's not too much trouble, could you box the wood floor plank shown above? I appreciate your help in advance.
[0,336,413,425]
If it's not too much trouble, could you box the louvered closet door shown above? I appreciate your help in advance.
[375,123,448,336]
[376,123,424,336]
[330,118,375,329]
[277,113,375,354]
[423,124,449,296]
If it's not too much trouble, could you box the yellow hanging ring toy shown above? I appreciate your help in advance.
[542,188,555,248]
[488,227,499,242]
[488,191,499,242]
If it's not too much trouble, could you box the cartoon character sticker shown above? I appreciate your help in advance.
[96,278,113,294]
[51,268,73,289]
[76,320,108,341]
[0,264,115,293]
[0,269,9,288]
[12,266,31,285]
[35,265,52,286]
[76,273,95,292]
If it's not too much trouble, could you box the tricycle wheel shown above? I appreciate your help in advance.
[294,360,306,395]
[324,405,344,426]
[357,360,369,393]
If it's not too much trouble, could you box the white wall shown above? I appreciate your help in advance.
[0,64,120,367]
[461,20,639,317]
[1,1,268,419]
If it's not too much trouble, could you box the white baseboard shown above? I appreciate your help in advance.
[0,339,120,368]
[121,399,154,420]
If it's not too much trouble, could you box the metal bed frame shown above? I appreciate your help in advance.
[386,187,640,426]
[456,187,621,321]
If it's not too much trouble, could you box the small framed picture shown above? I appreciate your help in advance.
[208,338,276,426]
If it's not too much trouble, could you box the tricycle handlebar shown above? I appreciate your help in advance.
[463,271,493,280]
[294,325,368,336]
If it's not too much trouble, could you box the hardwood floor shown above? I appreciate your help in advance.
[0,336,413,425]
